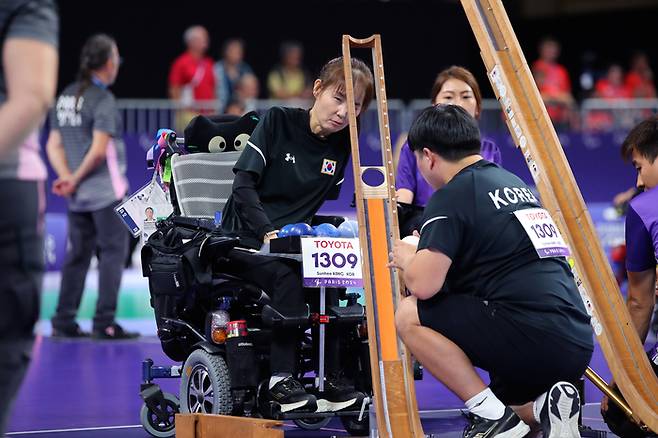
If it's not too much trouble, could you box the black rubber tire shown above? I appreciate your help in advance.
[293,416,332,430]
[341,414,370,436]
[179,349,232,414]
[140,392,179,437]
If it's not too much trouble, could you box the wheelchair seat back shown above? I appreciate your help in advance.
[171,151,241,219]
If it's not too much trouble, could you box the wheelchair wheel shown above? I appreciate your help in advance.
[341,414,370,436]
[140,392,179,438]
[179,349,232,414]
[293,416,332,430]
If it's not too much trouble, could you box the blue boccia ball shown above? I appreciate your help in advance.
[278,223,295,238]
[289,222,314,236]
[314,223,341,237]
[338,219,359,238]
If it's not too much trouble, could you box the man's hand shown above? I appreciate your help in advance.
[388,239,417,271]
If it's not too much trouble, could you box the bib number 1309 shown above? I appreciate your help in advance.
[513,208,570,258]
[301,237,363,287]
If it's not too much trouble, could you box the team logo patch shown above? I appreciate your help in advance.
[321,159,337,175]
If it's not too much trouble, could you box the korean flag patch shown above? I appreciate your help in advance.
[321,158,337,175]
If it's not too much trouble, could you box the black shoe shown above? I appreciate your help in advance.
[52,324,90,338]
[92,323,140,340]
[540,381,581,438]
[463,406,530,438]
[315,378,366,412]
[265,376,317,414]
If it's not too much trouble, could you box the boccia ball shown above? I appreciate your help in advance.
[314,223,340,237]
[338,219,359,238]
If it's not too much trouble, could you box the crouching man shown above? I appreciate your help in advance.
[390,104,593,438]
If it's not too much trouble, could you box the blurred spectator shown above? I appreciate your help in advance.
[625,51,656,98]
[531,36,576,130]
[224,99,246,116]
[587,63,632,131]
[267,41,312,100]
[594,64,631,99]
[223,73,260,116]
[214,38,255,113]
[168,25,215,131]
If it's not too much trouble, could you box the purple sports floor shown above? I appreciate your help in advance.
[6,331,638,437]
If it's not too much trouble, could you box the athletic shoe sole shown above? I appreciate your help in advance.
[543,381,581,438]
[316,397,358,412]
[496,421,531,438]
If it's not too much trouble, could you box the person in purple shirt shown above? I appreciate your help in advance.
[601,116,658,419]
[621,117,658,344]
[396,66,502,235]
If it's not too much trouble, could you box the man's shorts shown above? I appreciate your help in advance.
[417,292,592,405]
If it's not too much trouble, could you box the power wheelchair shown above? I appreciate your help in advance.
[137,120,380,437]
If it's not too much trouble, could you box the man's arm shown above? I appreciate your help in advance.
[0,38,58,158]
[626,268,657,343]
[390,239,451,300]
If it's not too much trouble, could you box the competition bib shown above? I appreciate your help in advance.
[513,208,570,258]
[301,237,363,288]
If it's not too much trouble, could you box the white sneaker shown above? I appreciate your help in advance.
[540,381,581,438]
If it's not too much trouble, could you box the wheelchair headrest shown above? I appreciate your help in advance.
[184,111,260,154]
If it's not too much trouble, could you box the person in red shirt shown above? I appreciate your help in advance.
[531,36,576,130]
[625,51,656,98]
[587,64,632,131]
[168,25,215,130]
[594,64,632,99]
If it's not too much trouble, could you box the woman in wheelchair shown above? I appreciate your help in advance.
[219,56,374,414]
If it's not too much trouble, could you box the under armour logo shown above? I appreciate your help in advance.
[285,153,296,163]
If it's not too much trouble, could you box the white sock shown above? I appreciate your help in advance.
[533,392,547,423]
[269,373,292,389]
[465,387,506,420]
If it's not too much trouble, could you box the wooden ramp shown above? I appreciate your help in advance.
[342,34,425,438]
[459,0,658,432]
[175,414,284,438]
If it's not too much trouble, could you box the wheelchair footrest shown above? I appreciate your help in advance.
[262,304,310,327]
[328,303,364,324]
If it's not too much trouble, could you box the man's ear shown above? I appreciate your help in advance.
[423,147,436,168]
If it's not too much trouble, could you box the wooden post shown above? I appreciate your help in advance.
[342,34,424,438]
[459,0,658,432]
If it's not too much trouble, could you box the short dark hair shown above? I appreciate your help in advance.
[408,104,481,162]
[621,116,658,163]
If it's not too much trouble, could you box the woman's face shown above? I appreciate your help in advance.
[433,78,478,118]
[311,80,365,136]
[108,45,121,84]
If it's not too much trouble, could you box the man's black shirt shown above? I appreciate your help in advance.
[418,160,593,349]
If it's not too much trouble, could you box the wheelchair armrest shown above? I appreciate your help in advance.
[262,304,310,327]
[311,215,346,228]
[328,303,364,325]
[171,215,216,231]
[199,235,239,262]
